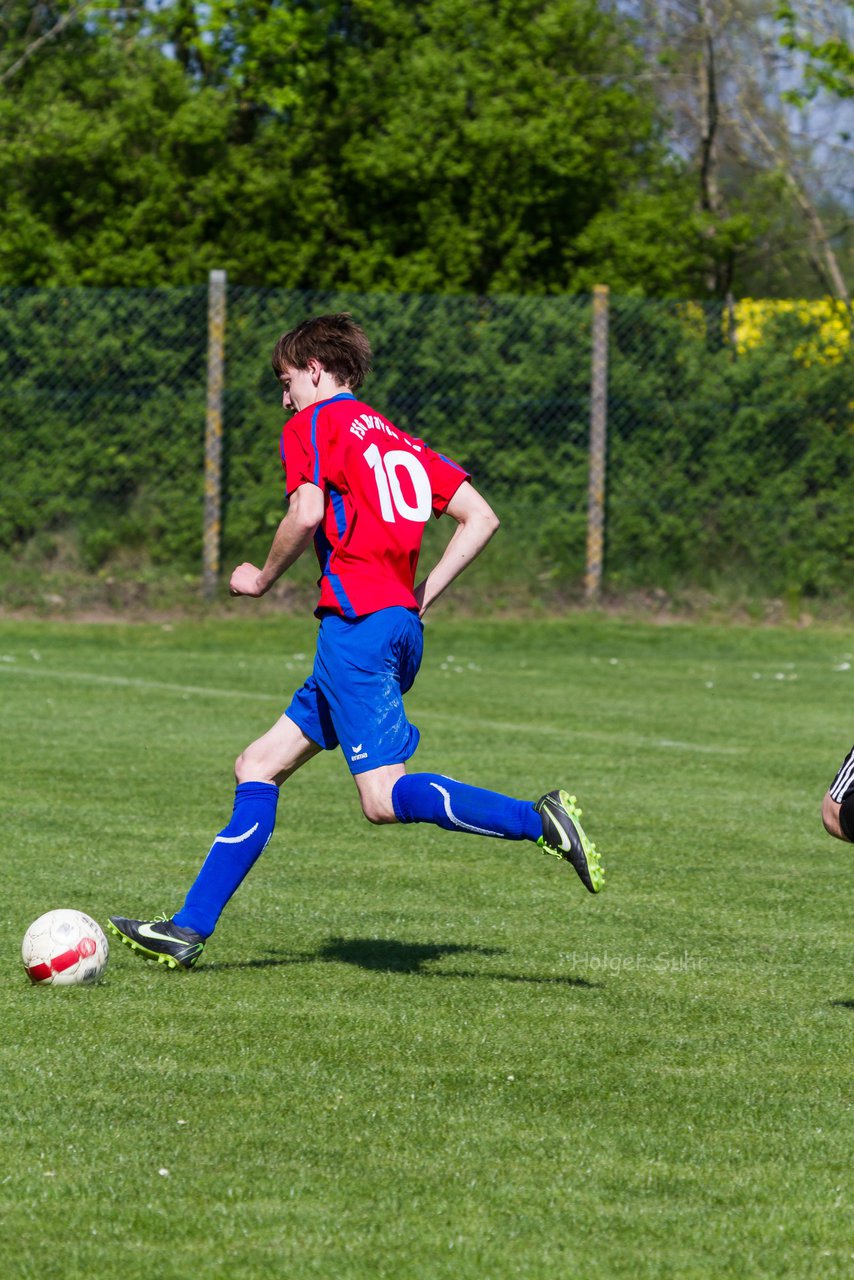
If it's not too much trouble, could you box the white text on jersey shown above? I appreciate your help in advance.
[349,414,400,442]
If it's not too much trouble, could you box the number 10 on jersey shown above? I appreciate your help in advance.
[364,443,433,523]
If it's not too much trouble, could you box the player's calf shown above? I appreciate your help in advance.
[355,766,403,825]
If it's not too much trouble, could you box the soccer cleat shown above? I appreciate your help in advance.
[107,914,206,970]
[535,790,605,893]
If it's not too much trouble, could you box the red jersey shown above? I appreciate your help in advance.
[280,392,470,618]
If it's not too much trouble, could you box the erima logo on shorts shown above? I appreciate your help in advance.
[350,743,368,761]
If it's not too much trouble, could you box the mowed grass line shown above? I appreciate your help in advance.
[1,614,853,1280]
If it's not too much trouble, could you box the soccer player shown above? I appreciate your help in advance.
[822,746,854,843]
[109,314,604,969]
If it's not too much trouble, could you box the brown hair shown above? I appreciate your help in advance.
[271,313,373,390]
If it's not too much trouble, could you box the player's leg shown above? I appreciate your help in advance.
[824,745,854,842]
[109,710,326,968]
[168,715,322,936]
[822,793,845,840]
[390,774,602,891]
[354,765,603,892]
[354,762,406,824]
[355,761,541,839]
[322,609,604,892]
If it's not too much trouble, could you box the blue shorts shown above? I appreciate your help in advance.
[286,607,424,775]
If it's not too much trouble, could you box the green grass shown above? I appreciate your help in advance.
[2,613,854,1279]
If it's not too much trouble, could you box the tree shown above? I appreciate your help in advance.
[0,0,98,87]
[621,0,852,299]
[147,0,703,295]
[0,0,713,294]
[777,0,854,103]
[0,2,277,283]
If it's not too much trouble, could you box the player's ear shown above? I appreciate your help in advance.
[307,357,323,384]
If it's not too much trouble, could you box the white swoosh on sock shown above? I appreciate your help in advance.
[429,783,504,838]
[212,822,260,846]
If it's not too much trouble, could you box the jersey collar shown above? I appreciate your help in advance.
[316,392,356,408]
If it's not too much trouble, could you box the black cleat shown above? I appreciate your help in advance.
[535,790,605,893]
[107,914,206,970]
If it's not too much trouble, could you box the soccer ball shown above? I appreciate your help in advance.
[22,909,109,986]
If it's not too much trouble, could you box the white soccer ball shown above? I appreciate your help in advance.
[22,908,109,986]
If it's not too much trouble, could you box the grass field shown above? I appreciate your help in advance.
[2,611,854,1279]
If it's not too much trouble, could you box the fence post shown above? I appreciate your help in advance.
[585,284,609,603]
[203,269,226,600]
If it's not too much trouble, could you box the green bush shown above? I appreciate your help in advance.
[605,299,854,595]
[1,287,851,599]
[0,287,207,568]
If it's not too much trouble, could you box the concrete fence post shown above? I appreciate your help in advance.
[585,284,609,603]
[203,269,226,600]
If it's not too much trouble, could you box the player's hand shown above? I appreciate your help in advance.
[229,563,265,597]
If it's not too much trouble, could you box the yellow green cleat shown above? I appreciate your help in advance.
[535,790,605,893]
[107,914,206,970]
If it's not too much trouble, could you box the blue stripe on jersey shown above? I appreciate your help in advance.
[313,487,356,618]
[314,525,332,572]
[309,404,323,486]
[325,574,356,617]
[329,485,347,537]
[437,451,468,474]
[308,394,357,486]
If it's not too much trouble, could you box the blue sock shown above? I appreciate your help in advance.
[392,773,541,842]
[173,781,280,937]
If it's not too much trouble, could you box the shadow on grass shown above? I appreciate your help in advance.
[203,936,599,988]
[320,936,500,973]
[830,999,854,1009]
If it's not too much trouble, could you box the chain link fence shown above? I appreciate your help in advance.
[1,283,852,603]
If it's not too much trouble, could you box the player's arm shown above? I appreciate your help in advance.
[823,790,853,842]
[230,482,324,597]
[414,480,500,617]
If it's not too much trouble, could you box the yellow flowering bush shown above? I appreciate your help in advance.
[732,297,851,366]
